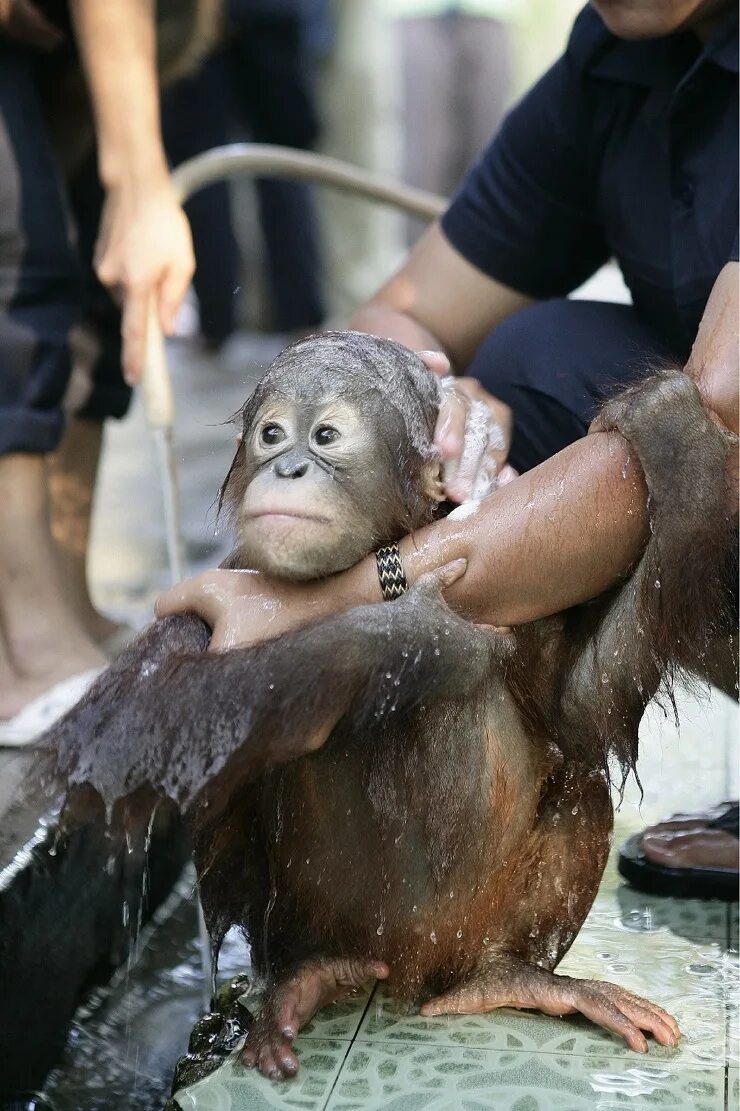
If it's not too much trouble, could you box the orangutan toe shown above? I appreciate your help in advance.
[241,956,389,1080]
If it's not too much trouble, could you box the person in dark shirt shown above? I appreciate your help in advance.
[158,1,739,896]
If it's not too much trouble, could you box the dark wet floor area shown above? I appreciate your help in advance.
[41,870,248,1111]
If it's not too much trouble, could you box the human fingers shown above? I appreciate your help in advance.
[434,380,468,500]
[497,464,518,486]
[417,350,451,377]
[155,572,232,625]
[158,264,191,337]
[158,236,195,335]
[121,282,151,385]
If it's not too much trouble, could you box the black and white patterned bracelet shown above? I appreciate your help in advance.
[375,543,408,601]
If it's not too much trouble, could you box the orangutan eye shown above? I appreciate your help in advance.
[314,424,340,446]
[260,423,285,446]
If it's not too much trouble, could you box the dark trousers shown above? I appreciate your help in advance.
[468,299,677,474]
[162,11,325,339]
[0,43,127,455]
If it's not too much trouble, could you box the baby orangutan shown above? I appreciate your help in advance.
[47,332,737,1081]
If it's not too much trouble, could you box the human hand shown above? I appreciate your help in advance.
[155,568,335,652]
[0,0,64,49]
[94,176,195,385]
[419,351,516,502]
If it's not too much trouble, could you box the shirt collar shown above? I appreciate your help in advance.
[589,7,738,88]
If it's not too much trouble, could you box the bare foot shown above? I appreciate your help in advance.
[419,955,680,1054]
[643,830,738,871]
[0,638,105,720]
[242,957,389,1080]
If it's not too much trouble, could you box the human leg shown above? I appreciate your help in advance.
[0,46,106,720]
[161,51,238,347]
[230,13,325,332]
[466,298,676,473]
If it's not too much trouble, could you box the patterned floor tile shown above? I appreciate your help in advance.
[324,1041,726,1111]
[585,887,732,941]
[173,1040,350,1110]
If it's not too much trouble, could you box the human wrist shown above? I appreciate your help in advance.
[100,142,169,194]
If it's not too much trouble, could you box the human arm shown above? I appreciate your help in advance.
[69,0,194,384]
[158,264,738,647]
[350,226,528,500]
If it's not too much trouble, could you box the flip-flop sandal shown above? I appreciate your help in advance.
[618,803,739,901]
[0,668,103,748]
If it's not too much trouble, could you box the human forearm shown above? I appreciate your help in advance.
[348,303,447,359]
[69,0,194,382]
[70,0,166,188]
[348,225,531,370]
[326,429,647,628]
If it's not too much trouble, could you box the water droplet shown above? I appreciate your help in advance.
[654,579,661,588]
[412,905,418,913]
[601,672,609,684]
[430,931,437,944]
[376,924,384,936]
[434,647,441,656]
[571,805,579,815]
[456,929,463,939]
[305,857,311,864]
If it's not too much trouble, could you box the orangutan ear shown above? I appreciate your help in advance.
[422,459,445,503]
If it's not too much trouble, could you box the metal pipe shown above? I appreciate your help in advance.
[171,143,446,220]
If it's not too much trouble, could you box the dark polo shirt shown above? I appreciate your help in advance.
[442,4,739,360]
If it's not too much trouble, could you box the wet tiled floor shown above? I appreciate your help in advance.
[88,335,738,1111]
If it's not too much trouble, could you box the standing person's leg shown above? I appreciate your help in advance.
[230,12,325,332]
[0,47,105,721]
[161,52,238,348]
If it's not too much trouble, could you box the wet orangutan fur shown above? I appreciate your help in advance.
[44,332,738,1067]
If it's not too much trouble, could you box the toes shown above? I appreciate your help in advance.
[610,990,680,1047]
[570,991,649,1053]
[241,1030,300,1080]
[333,958,390,990]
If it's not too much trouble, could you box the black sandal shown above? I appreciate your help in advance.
[617,802,739,901]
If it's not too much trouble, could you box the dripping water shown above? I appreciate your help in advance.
[262,773,286,975]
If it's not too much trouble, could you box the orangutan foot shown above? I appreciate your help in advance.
[419,955,680,1054]
[241,957,389,1080]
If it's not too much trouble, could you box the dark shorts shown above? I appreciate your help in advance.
[468,299,677,473]
[0,44,128,456]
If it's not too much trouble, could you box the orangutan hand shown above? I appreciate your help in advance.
[418,351,516,502]
[0,0,64,49]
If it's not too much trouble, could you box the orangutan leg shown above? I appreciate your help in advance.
[419,954,680,1054]
[242,956,389,1080]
